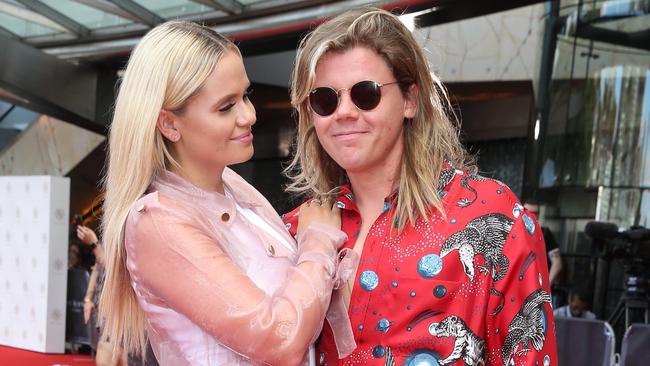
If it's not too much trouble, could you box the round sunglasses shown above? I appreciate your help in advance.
[309,80,399,117]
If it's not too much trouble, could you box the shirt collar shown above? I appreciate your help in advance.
[336,162,458,210]
[151,169,260,209]
[335,183,398,211]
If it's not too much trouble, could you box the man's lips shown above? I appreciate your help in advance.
[332,130,368,137]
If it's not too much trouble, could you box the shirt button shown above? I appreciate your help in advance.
[221,212,230,222]
[267,245,275,256]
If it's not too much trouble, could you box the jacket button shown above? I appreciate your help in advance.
[267,245,275,256]
[221,212,230,222]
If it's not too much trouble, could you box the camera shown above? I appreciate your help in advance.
[73,213,84,226]
[585,221,650,263]
[585,221,650,328]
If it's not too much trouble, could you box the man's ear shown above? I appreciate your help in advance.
[404,83,419,119]
[157,109,180,142]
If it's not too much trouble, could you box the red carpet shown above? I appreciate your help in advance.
[0,345,95,366]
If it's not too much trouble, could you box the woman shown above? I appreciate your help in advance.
[78,225,129,366]
[99,21,352,366]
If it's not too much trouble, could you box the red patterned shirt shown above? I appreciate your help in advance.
[283,167,558,366]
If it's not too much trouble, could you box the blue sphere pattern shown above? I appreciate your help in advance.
[522,214,535,235]
[359,270,379,291]
[428,322,438,335]
[417,254,443,279]
[405,350,442,366]
[372,345,385,358]
[377,318,390,333]
[433,285,447,298]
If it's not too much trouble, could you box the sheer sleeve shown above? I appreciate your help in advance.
[125,193,346,366]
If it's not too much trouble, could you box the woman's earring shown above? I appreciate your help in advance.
[170,133,180,142]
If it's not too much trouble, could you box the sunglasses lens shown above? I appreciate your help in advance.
[351,81,381,111]
[309,88,338,116]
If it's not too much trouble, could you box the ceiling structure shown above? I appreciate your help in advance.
[1,0,435,59]
[0,0,548,153]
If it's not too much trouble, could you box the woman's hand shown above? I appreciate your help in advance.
[77,225,98,246]
[296,198,341,236]
[83,300,95,324]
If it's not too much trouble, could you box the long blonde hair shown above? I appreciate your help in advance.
[285,7,475,228]
[99,21,238,356]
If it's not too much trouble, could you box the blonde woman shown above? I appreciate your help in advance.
[99,21,354,366]
[283,7,558,366]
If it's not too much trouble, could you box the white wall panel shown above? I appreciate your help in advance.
[0,176,70,353]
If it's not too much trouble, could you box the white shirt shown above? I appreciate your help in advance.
[553,305,596,320]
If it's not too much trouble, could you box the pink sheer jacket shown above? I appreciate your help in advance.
[124,169,351,365]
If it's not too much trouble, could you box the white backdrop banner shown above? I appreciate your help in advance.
[0,176,70,353]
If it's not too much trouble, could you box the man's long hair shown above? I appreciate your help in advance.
[285,7,475,228]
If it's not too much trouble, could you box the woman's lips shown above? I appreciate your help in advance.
[231,131,253,144]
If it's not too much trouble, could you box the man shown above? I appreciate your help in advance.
[524,202,563,286]
[283,7,558,366]
[554,288,596,319]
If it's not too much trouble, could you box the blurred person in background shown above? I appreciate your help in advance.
[78,224,128,366]
[554,287,596,319]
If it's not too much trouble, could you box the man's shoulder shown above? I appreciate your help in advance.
[441,169,522,217]
[584,311,597,320]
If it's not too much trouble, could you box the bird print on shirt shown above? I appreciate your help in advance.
[440,213,514,315]
[440,213,514,282]
[437,167,457,193]
[502,289,551,366]
[383,347,395,366]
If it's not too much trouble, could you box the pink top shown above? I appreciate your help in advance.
[124,168,350,365]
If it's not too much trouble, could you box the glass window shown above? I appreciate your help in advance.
[39,0,134,29]
[0,1,64,37]
[133,0,214,19]
[240,0,305,10]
